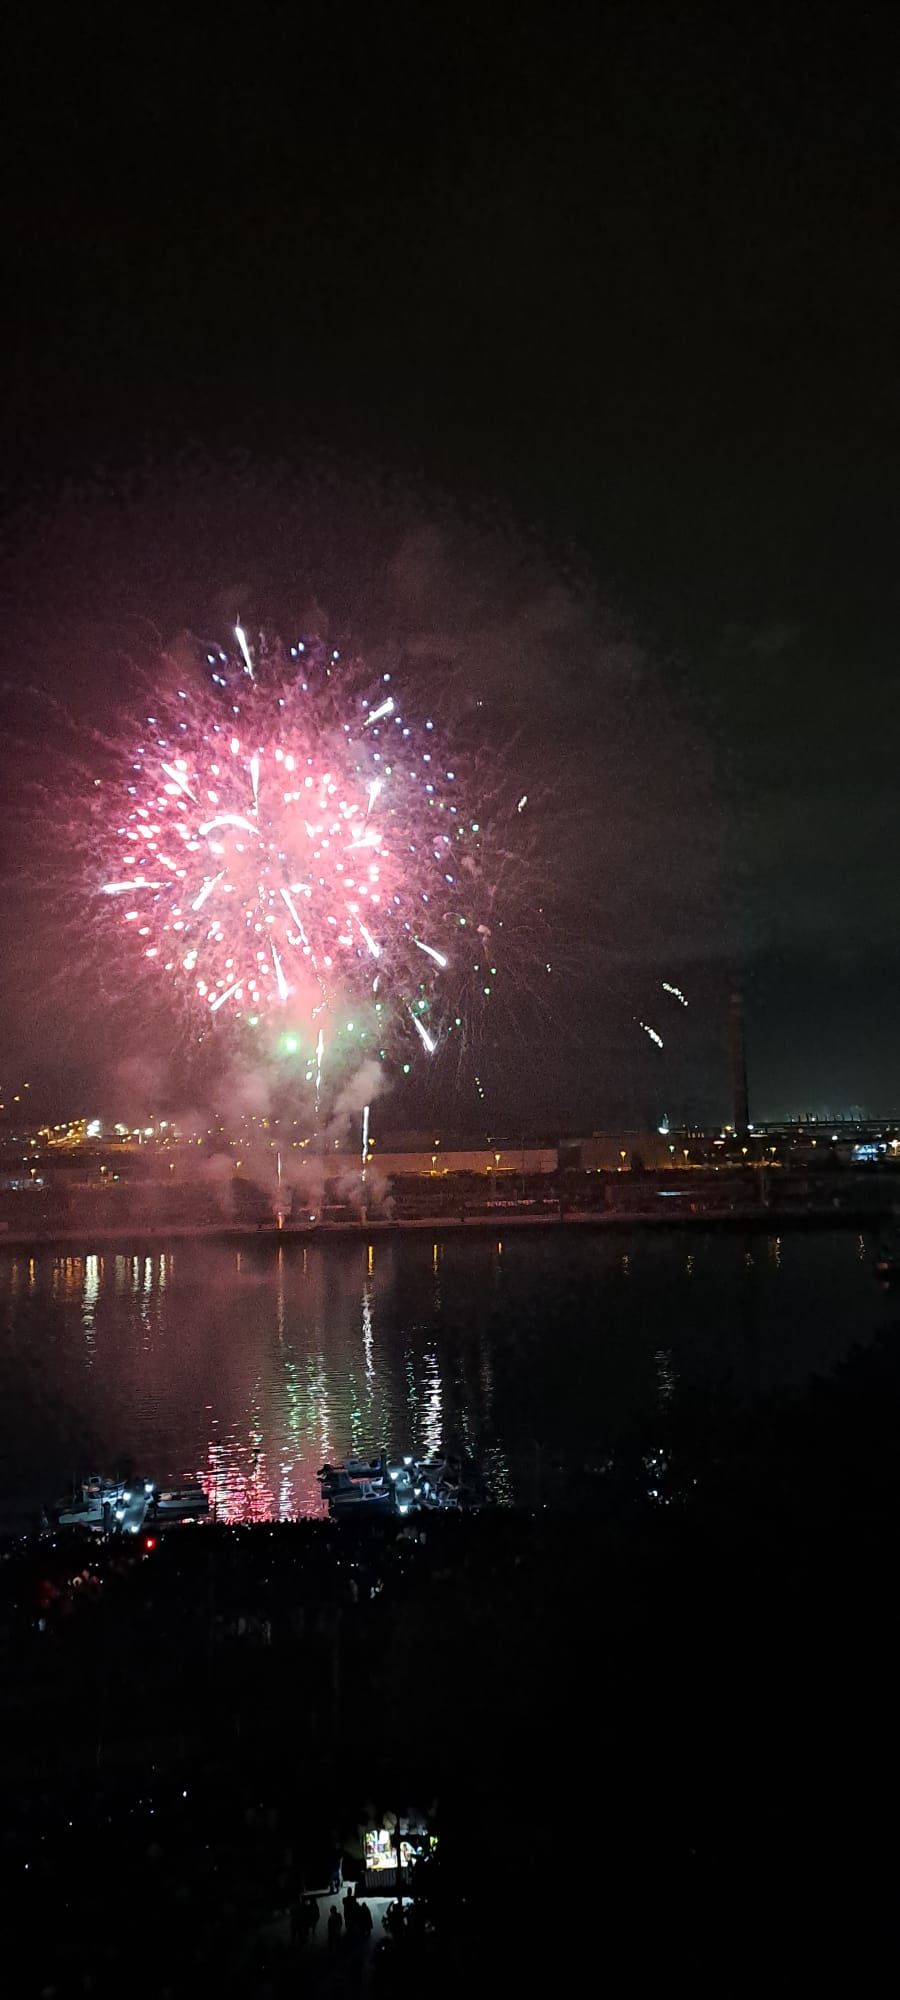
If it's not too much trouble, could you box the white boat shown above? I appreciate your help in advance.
[57,1476,124,1530]
[343,1453,386,1480]
[329,1477,394,1513]
[113,1485,152,1535]
[319,1448,471,1518]
[149,1484,210,1519]
[318,1453,385,1492]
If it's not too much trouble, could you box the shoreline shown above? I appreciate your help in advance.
[0,1203,891,1252]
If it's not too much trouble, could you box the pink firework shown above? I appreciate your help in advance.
[94,627,502,1076]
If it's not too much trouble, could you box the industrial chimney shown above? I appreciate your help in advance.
[729,987,750,1135]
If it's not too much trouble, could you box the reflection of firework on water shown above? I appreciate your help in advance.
[89,626,547,1094]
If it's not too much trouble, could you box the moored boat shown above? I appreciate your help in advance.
[318,1450,472,1518]
[56,1475,124,1531]
[148,1483,210,1520]
[328,1477,394,1514]
[54,1472,211,1534]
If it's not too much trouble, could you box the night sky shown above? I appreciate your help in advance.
[2,3,899,1126]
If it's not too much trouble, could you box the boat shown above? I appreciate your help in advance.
[344,1452,386,1480]
[55,1473,211,1535]
[56,1476,124,1531]
[329,1480,395,1514]
[386,1455,416,1483]
[113,1484,152,1535]
[148,1483,210,1520]
[318,1455,390,1500]
[318,1452,385,1487]
[417,1456,461,1490]
[319,1465,380,1499]
[319,1450,472,1518]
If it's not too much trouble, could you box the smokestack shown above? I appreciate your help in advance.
[729,987,750,1135]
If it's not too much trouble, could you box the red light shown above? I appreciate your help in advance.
[144,1536,158,1552]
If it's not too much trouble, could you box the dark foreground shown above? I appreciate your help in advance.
[4,1328,900,1995]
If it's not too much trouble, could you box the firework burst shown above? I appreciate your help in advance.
[91,626,537,1098]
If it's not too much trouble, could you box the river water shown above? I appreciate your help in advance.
[0,1226,891,1521]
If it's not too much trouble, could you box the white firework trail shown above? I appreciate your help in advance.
[410,1009,437,1055]
[363,696,395,726]
[235,623,254,677]
[415,938,448,969]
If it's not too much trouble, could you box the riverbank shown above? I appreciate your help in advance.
[0,1201,894,1251]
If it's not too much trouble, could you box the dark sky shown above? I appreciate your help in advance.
[2,1,899,1124]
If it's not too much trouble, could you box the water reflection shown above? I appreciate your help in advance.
[405,1351,418,1429]
[82,1254,100,1369]
[422,1350,443,1458]
[0,1230,889,1522]
[479,1338,494,1424]
[54,1255,84,1302]
[306,1356,333,1470]
[655,1348,676,1407]
[482,1442,512,1504]
[274,1244,285,1344]
[361,1281,375,1385]
[7,1255,38,1299]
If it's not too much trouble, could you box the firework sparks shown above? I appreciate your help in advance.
[191,871,225,913]
[364,695,395,726]
[89,627,544,1093]
[638,1019,664,1048]
[234,622,254,677]
[662,981,688,1007]
[409,1008,438,1055]
[210,980,241,1013]
[101,879,161,894]
[161,761,198,804]
[414,938,448,969]
[279,885,310,940]
[270,944,289,1001]
[358,922,381,961]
